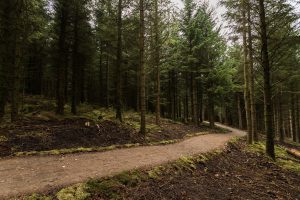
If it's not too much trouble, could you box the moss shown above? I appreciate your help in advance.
[56,184,90,200]
[124,143,140,148]
[185,132,207,138]
[0,135,8,142]
[248,142,300,173]
[114,171,145,187]
[173,157,197,172]
[86,179,123,199]
[14,145,128,157]
[148,166,165,179]
[24,193,52,200]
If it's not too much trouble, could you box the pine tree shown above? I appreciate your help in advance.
[139,0,146,136]
[259,0,275,159]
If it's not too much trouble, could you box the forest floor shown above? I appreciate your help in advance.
[0,124,244,199]
[0,96,226,157]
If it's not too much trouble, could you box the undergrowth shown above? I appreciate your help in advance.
[248,142,300,173]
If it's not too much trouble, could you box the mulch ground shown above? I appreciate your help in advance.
[0,117,222,157]
[116,141,300,200]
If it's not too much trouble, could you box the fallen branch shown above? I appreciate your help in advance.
[286,148,300,160]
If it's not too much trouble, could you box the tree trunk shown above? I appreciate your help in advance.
[296,95,300,143]
[259,0,275,159]
[278,92,284,143]
[154,0,160,125]
[56,1,69,115]
[184,72,189,123]
[237,94,243,129]
[115,0,123,122]
[99,43,104,106]
[247,0,257,142]
[291,94,297,142]
[192,75,198,124]
[71,4,79,115]
[139,0,146,136]
[242,0,252,144]
[208,93,215,128]
[105,52,109,108]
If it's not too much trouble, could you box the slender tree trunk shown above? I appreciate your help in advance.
[237,94,243,129]
[0,89,6,121]
[11,38,21,122]
[184,72,189,123]
[71,4,79,115]
[154,0,160,125]
[291,94,297,142]
[247,1,257,142]
[115,0,123,122]
[99,43,104,106]
[0,2,10,121]
[192,75,197,124]
[56,1,69,115]
[6,0,23,122]
[208,93,215,128]
[259,0,275,159]
[105,52,109,108]
[242,0,252,144]
[278,92,284,143]
[139,0,146,136]
[296,95,300,143]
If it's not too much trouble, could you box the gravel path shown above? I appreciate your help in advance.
[0,124,245,199]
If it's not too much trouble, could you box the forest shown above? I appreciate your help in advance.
[0,0,300,199]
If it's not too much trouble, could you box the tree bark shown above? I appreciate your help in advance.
[259,0,275,159]
[56,1,69,115]
[71,3,79,115]
[278,92,284,143]
[242,0,252,143]
[237,93,243,129]
[115,0,123,122]
[184,72,189,123]
[139,0,146,136]
[291,94,297,142]
[105,52,110,108]
[296,95,300,143]
[208,93,215,128]
[247,0,257,142]
[154,0,161,125]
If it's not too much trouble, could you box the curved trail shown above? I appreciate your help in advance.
[0,124,245,199]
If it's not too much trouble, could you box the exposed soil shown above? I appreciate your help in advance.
[0,118,135,157]
[0,124,243,199]
[0,116,224,157]
[116,141,300,200]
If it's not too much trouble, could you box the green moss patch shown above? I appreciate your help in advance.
[248,142,300,173]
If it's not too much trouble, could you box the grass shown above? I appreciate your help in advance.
[248,142,300,173]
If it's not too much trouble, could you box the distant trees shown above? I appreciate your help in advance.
[223,0,300,158]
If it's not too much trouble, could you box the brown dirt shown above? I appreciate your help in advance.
[117,141,300,200]
[0,118,135,157]
[0,117,225,157]
[0,124,244,199]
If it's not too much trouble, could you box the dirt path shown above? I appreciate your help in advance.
[0,124,245,199]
